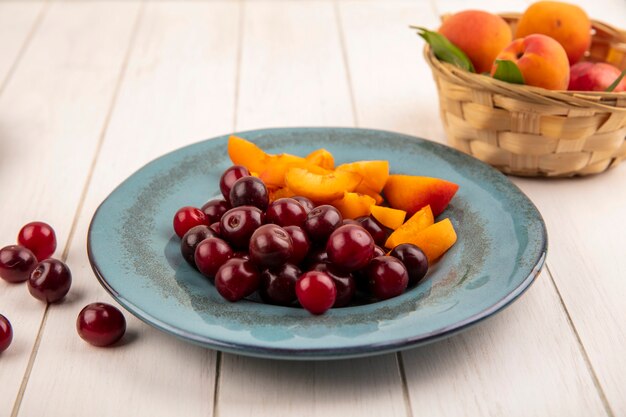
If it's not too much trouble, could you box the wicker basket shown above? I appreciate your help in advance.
[424,13,626,177]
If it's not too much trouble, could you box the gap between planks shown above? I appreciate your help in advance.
[9,3,147,416]
[545,263,615,417]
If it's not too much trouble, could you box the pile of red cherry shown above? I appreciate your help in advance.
[0,222,126,353]
[174,165,429,315]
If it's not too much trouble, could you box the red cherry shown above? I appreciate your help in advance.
[173,206,208,238]
[77,303,126,347]
[18,222,57,261]
[28,259,72,303]
[296,271,336,315]
[0,245,37,283]
[0,314,13,353]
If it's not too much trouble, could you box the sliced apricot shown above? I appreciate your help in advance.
[336,161,389,193]
[331,192,376,219]
[284,168,362,203]
[383,175,459,217]
[306,149,335,170]
[370,206,406,230]
[227,135,271,173]
[257,154,320,188]
[387,218,457,263]
[354,183,384,205]
[269,187,296,202]
[385,205,434,249]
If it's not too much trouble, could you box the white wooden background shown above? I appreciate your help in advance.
[0,0,625,416]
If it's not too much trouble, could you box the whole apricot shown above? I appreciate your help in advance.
[516,1,591,65]
[438,10,512,74]
[492,34,570,90]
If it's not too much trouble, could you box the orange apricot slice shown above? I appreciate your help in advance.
[284,168,362,203]
[269,187,296,202]
[370,206,406,230]
[383,175,459,217]
[336,161,389,193]
[258,154,327,188]
[227,135,272,173]
[331,192,376,219]
[387,218,457,263]
[385,205,434,249]
[305,149,335,170]
[354,183,384,205]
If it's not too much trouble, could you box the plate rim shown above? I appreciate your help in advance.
[87,126,548,360]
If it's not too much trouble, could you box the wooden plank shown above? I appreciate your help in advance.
[235,0,354,129]
[217,2,406,417]
[0,1,45,91]
[0,2,140,415]
[340,1,609,415]
[16,1,241,416]
[514,170,626,416]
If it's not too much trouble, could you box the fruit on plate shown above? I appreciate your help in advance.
[390,218,457,264]
[172,137,460,314]
[336,160,389,193]
[285,168,361,203]
[305,148,335,170]
[331,192,376,219]
[515,1,591,65]
[383,175,459,217]
[370,205,406,230]
[438,10,512,73]
[385,205,434,249]
[491,34,570,90]
[569,62,626,92]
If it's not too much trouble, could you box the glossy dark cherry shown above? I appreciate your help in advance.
[219,206,264,249]
[18,221,57,261]
[173,206,209,238]
[366,256,409,300]
[0,245,38,283]
[215,258,261,302]
[310,263,355,307]
[28,259,72,303]
[76,303,126,347]
[291,196,315,213]
[266,198,307,227]
[0,314,12,353]
[373,245,386,257]
[220,165,250,203]
[194,237,234,279]
[259,263,301,306]
[303,205,342,244]
[283,226,311,265]
[390,243,429,286]
[249,224,293,268]
[181,225,217,267]
[326,224,375,271]
[229,176,269,211]
[201,199,231,224]
[296,271,336,315]
[356,216,389,247]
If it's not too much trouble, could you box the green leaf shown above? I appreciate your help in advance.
[605,69,626,92]
[411,26,474,73]
[492,60,525,85]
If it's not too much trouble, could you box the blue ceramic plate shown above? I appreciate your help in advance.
[88,128,547,360]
